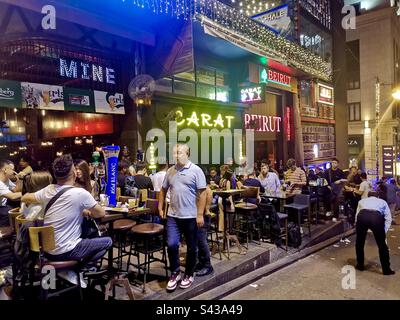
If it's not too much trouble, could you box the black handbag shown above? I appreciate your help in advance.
[81,216,101,239]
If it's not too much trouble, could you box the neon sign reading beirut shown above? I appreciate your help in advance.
[176,110,235,129]
[59,58,116,84]
[260,68,291,87]
[244,113,282,132]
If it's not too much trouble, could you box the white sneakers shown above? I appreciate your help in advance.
[58,270,87,288]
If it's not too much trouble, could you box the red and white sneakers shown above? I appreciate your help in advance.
[179,275,194,289]
[167,272,182,291]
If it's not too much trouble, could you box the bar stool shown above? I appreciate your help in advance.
[233,187,260,248]
[112,219,137,270]
[233,203,259,249]
[126,199,168,293]
[207,204,222,260]
[284,194,312,237]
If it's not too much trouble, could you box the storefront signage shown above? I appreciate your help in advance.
[252,4,293,38]
[176,110,235,129]
[240,85,265,104]
[244,113,282,132]
[382,145,394,177]
[260,68,291,87]
[21,82,64,110]
[317,83,334,105]
[94,91,125,114]
[59,58,116,84]
[0,79,22,109]
[63,87,95,113]
[285,106,292,141]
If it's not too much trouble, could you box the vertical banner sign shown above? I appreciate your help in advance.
[102,145,120,206]
[382,146,394,177]
[285,106,292,141]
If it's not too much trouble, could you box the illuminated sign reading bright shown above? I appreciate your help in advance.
[176,110,235,129]
[260,68,291,87]
[240,85,264,104]
[59,58,116,84]
[317,83,334,105]
[244,113,282,132]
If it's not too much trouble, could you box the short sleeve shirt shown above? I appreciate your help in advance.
[162,161,207,219]
[34,184,97,255]
[359,180,372,199]
[0,179,15,207]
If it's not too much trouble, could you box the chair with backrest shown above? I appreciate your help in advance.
[284,194,311,237]
[207,203,222,260]
[126,198,168,293]
[28,224,83,300]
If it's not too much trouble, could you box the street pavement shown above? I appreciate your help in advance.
[224,216,400,300]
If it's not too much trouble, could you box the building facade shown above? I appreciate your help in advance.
[346,1,400,178]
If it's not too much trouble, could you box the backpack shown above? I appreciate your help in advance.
[124,176,139,197]
[287,222,302,248]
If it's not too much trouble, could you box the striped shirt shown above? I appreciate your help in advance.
[285,167,306,194]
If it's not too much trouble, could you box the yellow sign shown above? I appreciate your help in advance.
[176,110,235,129]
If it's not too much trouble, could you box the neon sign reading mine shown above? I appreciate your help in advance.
[59,58,116,84]
[244,114,282,132]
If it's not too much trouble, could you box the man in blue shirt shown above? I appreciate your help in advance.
[159,144,207,291]
[355,192,394,275]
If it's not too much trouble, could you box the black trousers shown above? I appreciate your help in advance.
[355,210,391,272]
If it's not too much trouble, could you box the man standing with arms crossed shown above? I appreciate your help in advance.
[158,144,207,291]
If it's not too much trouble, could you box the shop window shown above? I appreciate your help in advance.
[196,67,215,85]
[348,103,361,121]
[155,78,172,93]
[216,87,229,102]
[197,83,215,100]
[174,80,195,96]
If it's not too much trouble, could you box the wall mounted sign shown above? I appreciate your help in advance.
[317,83,334,105]
[94,91,125,114]
[63,87,95,113]
[382,145,394,177]
[240,85,265,104]
[260,67,291,87]
[0,79,22,109]
[285,106,292,141]
[21,82,64,110]
[252,4,293,39]
[244,113,282,132]
[59,58,116,85]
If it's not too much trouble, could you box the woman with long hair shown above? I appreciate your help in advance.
[21,171,53,220]
[74,159,99,200]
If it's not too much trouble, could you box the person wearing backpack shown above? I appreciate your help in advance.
[21,155,112,286]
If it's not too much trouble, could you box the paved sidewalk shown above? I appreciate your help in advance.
[224,218,400,300]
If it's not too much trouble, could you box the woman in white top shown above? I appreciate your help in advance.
[21,171,53,221]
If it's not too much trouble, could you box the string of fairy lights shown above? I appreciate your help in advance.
[123,0,331,80]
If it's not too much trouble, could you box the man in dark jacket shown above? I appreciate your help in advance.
[324,158,346,219]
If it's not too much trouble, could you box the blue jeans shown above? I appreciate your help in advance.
[46,237,112,267]
[197,215,211,269]
[167,216,198,276]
